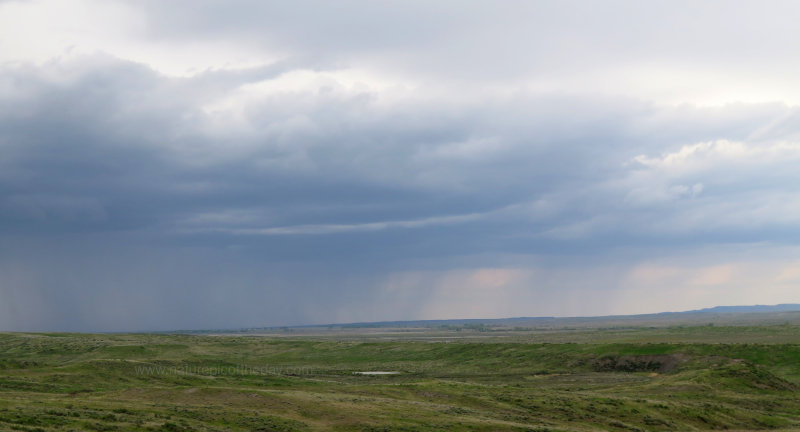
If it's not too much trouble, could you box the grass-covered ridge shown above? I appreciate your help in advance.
[2,327,800,431]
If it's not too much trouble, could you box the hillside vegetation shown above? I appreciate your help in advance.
[2,325,800,431]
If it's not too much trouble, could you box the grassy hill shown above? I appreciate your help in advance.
[3,323,800,431]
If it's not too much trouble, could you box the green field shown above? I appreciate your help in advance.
[3,323,800,431]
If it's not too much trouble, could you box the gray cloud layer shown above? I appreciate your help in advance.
[2,1,800,330]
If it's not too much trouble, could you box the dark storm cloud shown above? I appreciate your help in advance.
[0,56,769,247]
[2,56,797,249]
[3,1,800,330]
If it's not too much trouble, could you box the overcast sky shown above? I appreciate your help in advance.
[2,0,800,331]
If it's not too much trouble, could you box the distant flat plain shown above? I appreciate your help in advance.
[3,310,800,431]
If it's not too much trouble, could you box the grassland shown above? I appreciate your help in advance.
[3,322,800,431]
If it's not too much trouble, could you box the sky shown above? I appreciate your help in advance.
[2,0,800,331]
